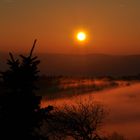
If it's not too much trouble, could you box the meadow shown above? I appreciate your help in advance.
[40,78,140,140]
[38,76,135,100]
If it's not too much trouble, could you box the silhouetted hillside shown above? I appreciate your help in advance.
[1,53,140,76]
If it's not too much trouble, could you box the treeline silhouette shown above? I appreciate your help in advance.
[0,40,127,140]
[0,40,53,140]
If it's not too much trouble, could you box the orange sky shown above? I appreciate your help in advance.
[0,0,140,54]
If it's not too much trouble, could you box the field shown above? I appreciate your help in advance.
[38,76,134,100]
[40,78,140,140]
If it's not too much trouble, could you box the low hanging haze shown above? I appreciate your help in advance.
[0,0,140,54]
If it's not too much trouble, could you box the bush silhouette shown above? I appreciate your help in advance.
[41,100,106,140]
[0,40,48,140]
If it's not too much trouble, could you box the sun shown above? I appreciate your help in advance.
[77,32,86,41]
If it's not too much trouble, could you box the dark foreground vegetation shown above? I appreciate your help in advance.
[0,40,127,140]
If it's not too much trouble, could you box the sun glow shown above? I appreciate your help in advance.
[77,32,86,41]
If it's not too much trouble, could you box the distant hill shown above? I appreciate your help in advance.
[1,52,140,76]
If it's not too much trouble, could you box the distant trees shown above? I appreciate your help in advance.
[0,40,49,140]
[41,100,106,140]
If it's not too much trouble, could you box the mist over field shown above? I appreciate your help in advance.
[41,83,140,140]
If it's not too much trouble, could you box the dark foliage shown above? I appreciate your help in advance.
[41,100,106,140]
[0,40,51,140]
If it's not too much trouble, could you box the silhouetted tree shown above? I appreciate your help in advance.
[41,100,106,140]
[0,40,49,140]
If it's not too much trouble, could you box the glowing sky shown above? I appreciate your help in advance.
[0,0,140,54]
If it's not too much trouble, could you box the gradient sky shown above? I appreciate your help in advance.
[0,0,140,54]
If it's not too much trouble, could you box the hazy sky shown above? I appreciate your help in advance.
[0,0,140,54]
